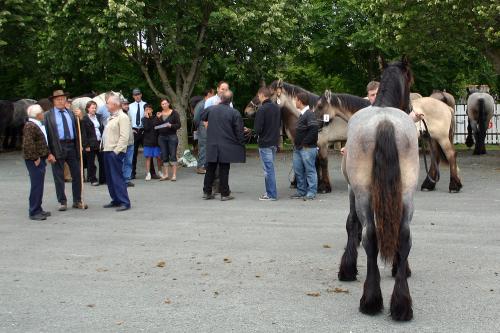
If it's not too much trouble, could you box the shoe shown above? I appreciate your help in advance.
[151,174,161,180]
[196,168,206,174]
[171,176,176,182]
[290,194,304,199]
[91,182,99,186]
[41,211,51,217]
[145,173,152,181]
[131,175,136,180]
[64,178,72,183]
[303,196,315,201]
[72,202,89,209]
[202,193,214,200]
[220,195,234,201]
[127,182,135,187]
[160,176,170,181]
[259,194,277,201]
[58,203,67,211]
[103,202,120,208]
[30,214,46,221]
[116,205,130,212]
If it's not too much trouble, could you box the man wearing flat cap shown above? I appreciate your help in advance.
[128,88,146,180]
[44,90,88,211]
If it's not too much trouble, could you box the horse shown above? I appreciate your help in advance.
[71,91,123,114]
[0,100,15,151]
[336,56,417,321]
[0,99,36,150]
[244,80,355,193]
[465,92,495,155]
[316,89,462,192]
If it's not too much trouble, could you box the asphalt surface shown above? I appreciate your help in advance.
[0,149,499,332]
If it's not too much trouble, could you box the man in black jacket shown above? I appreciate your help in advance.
[254,87,281,201]
[291,92,319,200]
[201,90,245,201]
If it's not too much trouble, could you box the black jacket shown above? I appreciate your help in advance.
[82,114,104,150]
[201,102,246,163]
[254,99,281,148]
[154,110,181,136]
[142,116,159,147]
[44,108,82,159]
[294,108,318,148]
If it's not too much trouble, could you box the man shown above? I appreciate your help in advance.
[101,95,131,211]
[254,87,281,201]
[44,90,88,211]
[97,92,113,125]
[291,92,319,201]
[366,81,379,105]
[193,88,215,174]
[121,98,136,187]
[201,90,245,201]
[204,81,232,109]
[128,88,146,180]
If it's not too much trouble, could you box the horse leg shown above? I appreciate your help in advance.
[358,196,383,315]
[317,145,331,193]
[438,139,463,192]
[390,197,413,321]
[391,252,411,278]
[465,119,474,148]
[420,139,440,191]
[338,187,361,281]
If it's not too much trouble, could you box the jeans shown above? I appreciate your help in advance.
[25,158,46,216]
[123,144,134,182]
[197,126,207,168]
[104,151,130,208]
[292,147,318,198]
[259,146,277,199]
[158,134,178,164]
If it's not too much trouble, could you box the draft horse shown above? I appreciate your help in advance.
[466,92,495,155]
[337,56,417,321]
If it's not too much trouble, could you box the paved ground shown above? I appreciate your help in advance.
[0,149,499,332]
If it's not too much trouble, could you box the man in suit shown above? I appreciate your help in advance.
[128,88,146,180]
[81,101,105,186]
[201,90,245,201]
[101,95,131,211]
[44,90,88,211]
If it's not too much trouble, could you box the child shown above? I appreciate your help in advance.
[142,104,163,180]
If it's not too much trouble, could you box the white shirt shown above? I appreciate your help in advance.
[204,94,233,109]
[29,118,47,144]
[299,105,310,116]
[128,100,146,129]
[89,114,102,141]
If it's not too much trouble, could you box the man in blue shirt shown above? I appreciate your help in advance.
[44,90,88,211]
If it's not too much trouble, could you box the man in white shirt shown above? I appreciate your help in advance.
[128,88,146,179]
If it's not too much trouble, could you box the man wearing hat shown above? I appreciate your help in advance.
[44,90,88,211]
[128,88,147,180]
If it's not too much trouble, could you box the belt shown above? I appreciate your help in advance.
[59,139,74,144]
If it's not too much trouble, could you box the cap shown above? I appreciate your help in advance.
[132,88,142,95]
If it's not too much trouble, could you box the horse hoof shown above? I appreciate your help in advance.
[449,180,463,193]
[390,295,413,321]
[338,268,357,282]
[359,290,383,315]
[420,178,436,191]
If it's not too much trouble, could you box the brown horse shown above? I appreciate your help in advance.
[245,81,366,193]
[332,56,417,321]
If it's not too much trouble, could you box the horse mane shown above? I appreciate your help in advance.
[322,93,370,113]
[269,81,319,108]
[374,60,413,113]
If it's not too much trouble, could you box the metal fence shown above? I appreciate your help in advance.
[454,104,499,144]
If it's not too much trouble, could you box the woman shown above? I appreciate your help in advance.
[82,101,105,186]
[154,99,181,181]
[142,104,163,180]
[22,104,54,221]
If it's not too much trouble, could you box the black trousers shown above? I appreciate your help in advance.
[85,148,105,183]
[203,162,230,196]
[25,158,46,216]
[51,142,82,204]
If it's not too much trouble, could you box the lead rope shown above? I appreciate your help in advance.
[420,119,440,184]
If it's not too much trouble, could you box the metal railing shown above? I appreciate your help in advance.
[454,104,499,144]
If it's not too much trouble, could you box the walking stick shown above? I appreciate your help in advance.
[76,115,86,207]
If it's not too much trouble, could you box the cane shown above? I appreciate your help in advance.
[76,115,86,207]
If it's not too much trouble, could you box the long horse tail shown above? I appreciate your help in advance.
[478,98,486,142]
[371,120,402,261]
[465,109,474,148]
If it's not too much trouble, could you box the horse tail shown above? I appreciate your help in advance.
[465,105,474,148]
[478,98,486,142]
[371,120,402,261]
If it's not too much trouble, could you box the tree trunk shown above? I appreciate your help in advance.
[173,102,189,157]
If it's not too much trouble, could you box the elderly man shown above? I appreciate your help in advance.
[102,95,131,211]
[44,90,87,211]
[201,90,245,201]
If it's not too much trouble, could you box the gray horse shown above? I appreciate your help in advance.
[466,92,495,155]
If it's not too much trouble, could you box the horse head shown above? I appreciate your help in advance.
[375,55,413,113]
[244,95,261,118]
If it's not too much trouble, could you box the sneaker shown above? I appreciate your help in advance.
[91,182,99,186]
[58,203,67,211]
[196,168,206,174]
[145,172,152,181]
[290,194,304,199]
[202,193,214,200]
[72,202,89,209]
[41,211,51,217]
[30,213,46,221]
[259,194,277,201]
[220,195,234,201]
[303,196,315,201]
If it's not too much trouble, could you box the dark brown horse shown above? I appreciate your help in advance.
[332,57,417,321]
